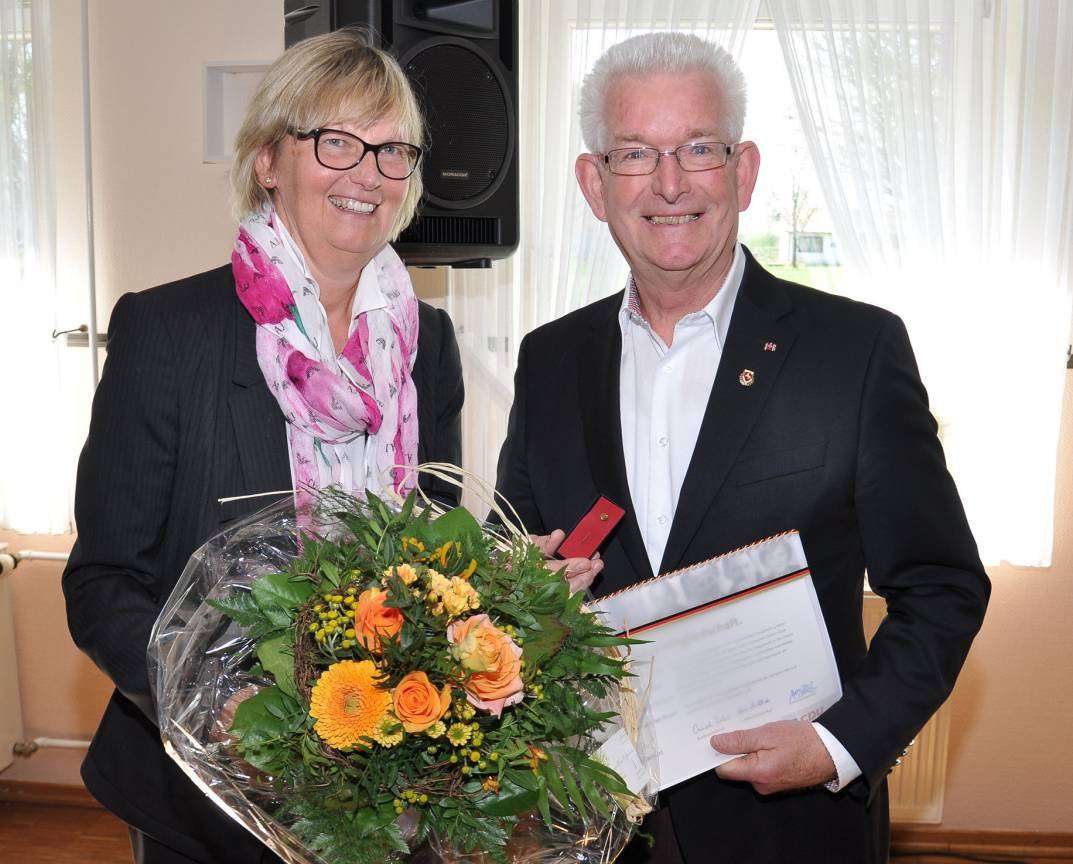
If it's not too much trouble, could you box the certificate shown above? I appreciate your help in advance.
[590,531,841,791]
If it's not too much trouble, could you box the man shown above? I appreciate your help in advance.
[495,32,989,863]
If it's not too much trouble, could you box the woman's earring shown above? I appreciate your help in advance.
[263,176,274,187]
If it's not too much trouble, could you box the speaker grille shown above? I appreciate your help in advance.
[401,215,500,245]
[407,44,510,203]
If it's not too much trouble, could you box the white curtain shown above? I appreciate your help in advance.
[769,0,1073,565]
[0,0,75,533]
[448,0,762,506]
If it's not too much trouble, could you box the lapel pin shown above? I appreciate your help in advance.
[764,341,777,352]
[739,369,756,387]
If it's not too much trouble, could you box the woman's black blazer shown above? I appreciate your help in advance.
[62,263,464,863]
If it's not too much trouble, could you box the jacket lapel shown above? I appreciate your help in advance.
[658,255,798,574]
[229,293,292,499]
[577,295,654,585]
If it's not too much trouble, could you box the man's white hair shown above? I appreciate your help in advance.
[578,31,747,153]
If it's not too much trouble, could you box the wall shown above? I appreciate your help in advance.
[938,371,1073,830]
[50,0,283,321]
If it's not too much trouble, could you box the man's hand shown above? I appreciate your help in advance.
[710,721,836,795]
[531,529,603,593]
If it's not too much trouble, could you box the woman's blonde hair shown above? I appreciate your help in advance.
[230,28,424,240]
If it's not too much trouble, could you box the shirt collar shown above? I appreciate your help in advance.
[619,242,745,348]
[353,258,388,319]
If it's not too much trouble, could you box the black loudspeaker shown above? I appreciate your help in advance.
[284,0,519,267]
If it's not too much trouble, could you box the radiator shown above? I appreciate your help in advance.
[863,590,951,823]
[0,544,25,772]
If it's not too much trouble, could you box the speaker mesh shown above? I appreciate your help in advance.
[401,215,500,245]
[407,44,510,203]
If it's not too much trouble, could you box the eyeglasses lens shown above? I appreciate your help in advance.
[315,132,419,179]
[607,143,729,175]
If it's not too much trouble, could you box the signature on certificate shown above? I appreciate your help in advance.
[788,681,818,704]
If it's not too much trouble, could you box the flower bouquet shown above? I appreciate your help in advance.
[149,481,657,864]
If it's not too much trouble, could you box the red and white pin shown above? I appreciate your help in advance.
[763,341,777,352]
[739,369,756,387]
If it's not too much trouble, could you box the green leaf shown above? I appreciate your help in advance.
[320,560,340,589]
[398,489,417,523]
[580,756,633,795]
[351,805,395,837]
[504,768,539,791]
[559,758,588,818]
[230,685,294,745]
[536,778,552,826]
[564,586,587,615]
[542,758,570,810]
[256,633,297,698]
[476,777,539,817]
[578,633,643,648]
[428,506,483,546]
[251,571,315,619]
[372,496,392,527]
[521,613,571,669]
[580,774,611,818]
[207,592,264,627]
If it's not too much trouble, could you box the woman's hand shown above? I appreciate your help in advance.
[531,529,603,593]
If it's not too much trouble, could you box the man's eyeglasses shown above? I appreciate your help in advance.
[602,142,734,176]
[291,128,422,180]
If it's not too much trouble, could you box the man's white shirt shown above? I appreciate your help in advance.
[616,242,861,792]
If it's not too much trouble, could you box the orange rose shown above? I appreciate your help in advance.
[446,614,524,717]
[392,671,451,733]
[353,588,403,653]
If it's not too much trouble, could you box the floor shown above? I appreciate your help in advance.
[0,802,130,864]
[1,802,1071,864]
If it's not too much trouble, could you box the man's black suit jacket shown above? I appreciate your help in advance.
[63,264,464,863]
[495,250,989,863]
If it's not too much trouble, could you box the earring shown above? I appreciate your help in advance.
[263,176,274,187]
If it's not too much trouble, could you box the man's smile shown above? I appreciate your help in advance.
[643,213,702,225]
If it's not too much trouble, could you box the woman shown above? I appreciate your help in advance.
[62,30,463,864]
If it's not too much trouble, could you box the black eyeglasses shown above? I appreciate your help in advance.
[291,128,423,180]
[602,142,734,175]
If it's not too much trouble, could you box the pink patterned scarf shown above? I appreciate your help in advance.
[232,204,419,502]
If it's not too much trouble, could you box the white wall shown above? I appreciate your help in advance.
[51,0,284,324]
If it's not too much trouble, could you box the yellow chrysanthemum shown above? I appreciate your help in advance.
[425,720,446,739]
[447,722,473,746]
[373,713,405,748]
[309,660,392,749]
